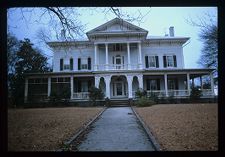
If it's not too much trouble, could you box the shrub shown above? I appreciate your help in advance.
[135,97,156,107]
[89,86,104,106]
[148,92,159,103]
[190,87,202,100]
[135,88,147,98]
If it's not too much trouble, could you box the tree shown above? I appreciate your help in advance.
[9,38,51,107]
[186,13,218,79]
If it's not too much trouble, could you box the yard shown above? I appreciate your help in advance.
[8,107,103,151]
[135,103,218,151]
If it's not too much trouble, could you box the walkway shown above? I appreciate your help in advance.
[72,107,156,151]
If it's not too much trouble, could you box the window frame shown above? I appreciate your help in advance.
[166,55,174,67]
[148,55,156,68]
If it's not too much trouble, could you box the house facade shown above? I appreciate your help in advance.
[24,18,215,102]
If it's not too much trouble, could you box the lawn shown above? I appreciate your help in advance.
[8,107,103,151]
[135,103,218,151]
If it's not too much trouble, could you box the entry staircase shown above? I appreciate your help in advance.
[109,98,130,107]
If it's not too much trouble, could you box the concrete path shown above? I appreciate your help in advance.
[74,107,156,151]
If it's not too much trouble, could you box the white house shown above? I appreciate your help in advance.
[24,18,215,102]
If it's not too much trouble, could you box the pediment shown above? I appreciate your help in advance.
[87,18,148,35]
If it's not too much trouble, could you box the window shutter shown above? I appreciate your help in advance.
[155,56,159,68]
[157,79,160,90]
[70,58,73,70]
[163,56,167,68]
[175,78,178,90]
[112,56,114,64]
[122,56,124,64]
[173,55,177,67]
[78,80,81,92]
[78,58,81,70]
[88,57,91,70]
[145,56,149,68]
[147,79,150,90]
[74,78,77,92]
[60,59,63,71]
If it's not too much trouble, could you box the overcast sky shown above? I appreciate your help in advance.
[7,7,217,68]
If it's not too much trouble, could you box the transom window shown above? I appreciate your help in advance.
[81,58,88,70]
[166,56,174,67]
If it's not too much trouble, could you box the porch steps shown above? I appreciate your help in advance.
[110,99,130,107]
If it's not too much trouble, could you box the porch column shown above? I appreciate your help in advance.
[105,43,109,70]
[127,75,133,99]
[187,73,190,96]
[47,77,51,97]
[164,74,168,97]
[200,76,203,90]
[137,74,143,89]
[138,42,142,69]
[24,78,28,103]
[104,76,111,98]
[95,76,100,88]
[127,43,131,70]
[210,72,215,95]
[94,44,98,70]
[70,76,73,99]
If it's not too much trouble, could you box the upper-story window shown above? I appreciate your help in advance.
[113,44,123,51]
[60,58,73,71]
[163,55,177,68]
[78,57,91,70]
[145,55,159,68]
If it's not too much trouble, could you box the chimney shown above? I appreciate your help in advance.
[169,26,174,37]
[61,29,66,41]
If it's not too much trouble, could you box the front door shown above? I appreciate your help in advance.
[114,82,124,97]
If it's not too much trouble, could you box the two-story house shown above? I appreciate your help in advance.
[24,18,215,102]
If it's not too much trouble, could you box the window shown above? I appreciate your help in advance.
[145,56,159,68]
[168,79,178,90]
[167,56,174,67]
[64,64,70,70]
[163,55,177,68]
[81,58,88,70]
[113,44,123,51]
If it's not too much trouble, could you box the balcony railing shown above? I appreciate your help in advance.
[73,92,89,99]
[96,64,139,70]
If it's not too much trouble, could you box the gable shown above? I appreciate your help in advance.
[87,18,148,35]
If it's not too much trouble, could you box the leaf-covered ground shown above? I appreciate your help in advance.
[135,103,218,151]
[8,107,103,151]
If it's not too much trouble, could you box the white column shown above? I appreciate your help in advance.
[95,76,100,88]
[164,74,168,97]
[187,73,190,96]
[104,76,111,98]
[70,76,73,99]
[105,43,109,70]
[127,75,133,99]
[210,72,215,95]
[24,78,28,102]
[137,74,143,89]
[47,77,51,97]
[127,43,131,70]
[138,42,142,69]
[94,44,98,70]
[200,76,203,90]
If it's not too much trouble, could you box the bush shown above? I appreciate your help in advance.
[148,92,159,103]
[89,86,104,106]
[135,88,147,98]
[135,97,156,107]
[190,87,202,100]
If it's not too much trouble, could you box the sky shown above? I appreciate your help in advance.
[7,7,217,68]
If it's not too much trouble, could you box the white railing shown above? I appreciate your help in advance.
[168,90,189,97]
[73,92,89,99]
[147,90,167,97]
[96,64,139,70]
[201,89,213,96]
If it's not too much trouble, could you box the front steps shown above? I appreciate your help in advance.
[109,98,130,107]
